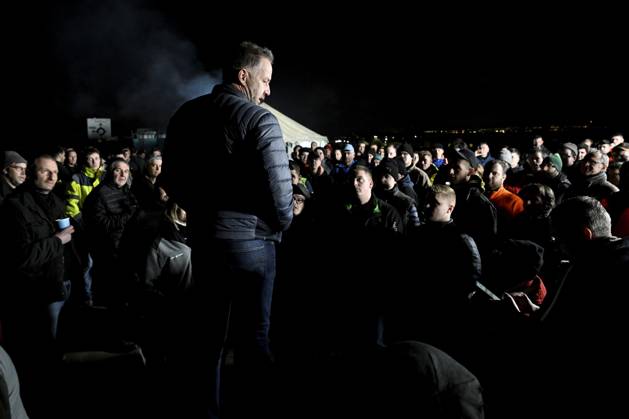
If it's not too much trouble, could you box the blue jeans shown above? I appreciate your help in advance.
[195,238,277,418]
[219,239,276,361]
[46,280,71,339]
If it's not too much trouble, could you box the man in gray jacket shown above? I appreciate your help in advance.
[165,41,293,418]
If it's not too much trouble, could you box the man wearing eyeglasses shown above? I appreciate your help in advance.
[1,151,27,206]
[566,149,619,208]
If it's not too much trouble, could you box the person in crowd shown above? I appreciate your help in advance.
[50,146,71,190]
[63,147,105,306]
[441,148,497,257]
[131,155,168,213]
[512,183,562,281]
[577,141,591,162]
[417,150,438,183]
[333,147,343,166]
[598,139,612,157]
[538,196,629,416]
[559,142,580,182]
[432,143,447,168]
[0,155,75,417]
[611,132,625,148]
[608,162,629,237]
[577,142,589,161]
[508,147,523,174]
[496,146,512,169]
[332,143,358,184]
[539,153,571,204]
[385,156,420,205]
[315,146,333,174]
[289,161,314,198]
[475,141,494,167]
[389,184,481,350]
[583,138,594,149]
[128,146,146,179]
[0,151,27,206]
[164,41,292,418]
[399,143,424,187]
[332,165,403,349]
[82,158,137,307]
[606,161,623,188]
[0,345,30,419]
[374,159,421,231]
[565,149,619,208]
[365,149,376,166]
[272,183,323,365]
[120,146,132,162]
[297,147,311,173]
[611,141,629,164]
[290,144,301,162]
[372,152,383,167]
[343,165,404,236]
[127,202,192,366]
[0,154,74,341]
[65,147,104,222]
[503,147,525,194]
[483,239,548,311]
[483,159,524,237]
[532,134,550,154]
[356,141,368,160]
[305,149,333,202]
[372,341,485,419]
[60,147,79,182]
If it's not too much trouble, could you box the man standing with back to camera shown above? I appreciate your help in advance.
[165,41,293,418]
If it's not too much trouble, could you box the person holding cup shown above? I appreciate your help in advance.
[0,154,74,416]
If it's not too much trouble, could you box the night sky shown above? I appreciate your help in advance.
[5,1,627,149]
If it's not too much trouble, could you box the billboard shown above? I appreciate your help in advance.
[87,118,112,140]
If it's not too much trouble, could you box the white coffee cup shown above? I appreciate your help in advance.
[56,217,71,230]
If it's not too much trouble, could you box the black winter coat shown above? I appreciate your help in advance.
[83,181,137,260]
[0,185,67,303]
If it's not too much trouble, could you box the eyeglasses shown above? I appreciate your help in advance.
[8,165,26,172]
[293,197,306,203]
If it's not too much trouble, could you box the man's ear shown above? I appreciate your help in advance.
[238,68,248,85]
[583,226,594,240]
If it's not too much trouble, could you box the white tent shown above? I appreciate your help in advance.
[261,103,328,149]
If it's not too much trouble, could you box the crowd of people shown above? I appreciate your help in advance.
[1,40,628,419]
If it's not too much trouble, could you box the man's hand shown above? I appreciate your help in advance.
[504,292,540,316]
[54,226,75,245]
[158,187,169,202]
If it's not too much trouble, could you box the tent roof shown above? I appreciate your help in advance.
[261,103,328,146]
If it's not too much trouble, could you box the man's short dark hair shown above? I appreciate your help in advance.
[485,158,509,174]
[223,41,274,83]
